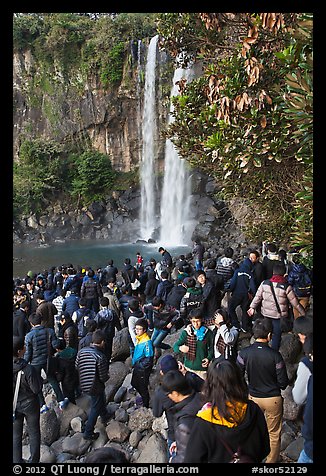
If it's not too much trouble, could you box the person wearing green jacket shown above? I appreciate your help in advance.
[173,309,214,379]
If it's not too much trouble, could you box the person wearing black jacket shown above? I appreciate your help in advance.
[13,336,43,463]
[184,358,270,463]
[152,354,204,460]
[13,301,31,339]
[143,270,159,330]
[80,269,103,314]
[236,317,289,463]
[162,369,203,463]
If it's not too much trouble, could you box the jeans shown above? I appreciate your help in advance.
[195,260,203,271]
[151,328,170,350]
[13,399,40,463]
[265,317,282,351]
[297,449,313,463]
[84,392,109,437]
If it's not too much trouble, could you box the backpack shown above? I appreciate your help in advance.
[294,271,312,298]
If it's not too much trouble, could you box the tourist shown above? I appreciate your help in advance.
[131,318,154,408]
[195,270,220,320]
[13,336,43,463]
[179,277,204,325]
[247,262,306,350]
[173,308,213,379]
[75,329,111,440]
[228,256,257,333]
[192,238,205,271]
[184,358,270,463]
[162,369,202,463]
[158,246,173,275]
[24,312,59,413]
[80,269,103,313]
[236,317,289,463]
[95,296,122,361]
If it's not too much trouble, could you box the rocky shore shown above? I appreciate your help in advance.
[21,325,309,464]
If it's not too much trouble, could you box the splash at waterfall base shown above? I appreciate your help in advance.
[13,171,247,255]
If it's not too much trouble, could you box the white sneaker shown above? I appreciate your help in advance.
[58,398,69,410]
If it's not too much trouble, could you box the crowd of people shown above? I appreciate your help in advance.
[13,239,313,464]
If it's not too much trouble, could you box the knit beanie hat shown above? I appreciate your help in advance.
[160,354,178,374]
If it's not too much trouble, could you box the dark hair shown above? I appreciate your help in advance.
[35,291,44,300]
[78,297,87,307]
[13,336,25,356]
[28,312,42,326]
[124,258,131,265]
[135,318,148,331]
[267,242,278,253]
[224,247,234,258]
[85,318,97,332]
[195,270,206,279]
[100,297,110,307]
[252,317,273,339]
[92,329,106,344]
[152,296,164,307]
[162,370,192,396]
[107,259,114,266]
[203,358,248,423]
[249,249,260,259]
[108,277,117,284]
[189,308,203,320]
[161,270,169,279]
[206,259,217,269]
[87,269,95,278]
[128,298,140,312]
[158,247,164,252]
[213,308,230,324]
[272,262,286,276]
[293,316,313,336]
[85,447,128,463]
[55,338,66,351]
[185,277,196,288]
[303,333,313,356]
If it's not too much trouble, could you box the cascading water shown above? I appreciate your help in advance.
[139,35,159,241]
[159,65,196,246]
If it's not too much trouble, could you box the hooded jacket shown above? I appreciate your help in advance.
[170,391,203,463]
[184,399,270,463]
[13,357,43,411]
[229,258,256,296]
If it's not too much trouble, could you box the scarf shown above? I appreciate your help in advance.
[216,334,227,357]
[186,325,207,361]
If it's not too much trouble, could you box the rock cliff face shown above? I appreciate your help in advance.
[13,41,170,172]
[13,42,251,253]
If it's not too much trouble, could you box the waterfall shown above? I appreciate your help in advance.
[137,40,143,164]
[159,65,196,246]
[139,35,159,241]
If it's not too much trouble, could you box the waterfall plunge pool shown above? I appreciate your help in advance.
[13,239,192,278]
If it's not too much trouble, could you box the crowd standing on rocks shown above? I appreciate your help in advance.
[12,240,313,464]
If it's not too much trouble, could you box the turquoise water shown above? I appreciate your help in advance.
[13,239,191,278]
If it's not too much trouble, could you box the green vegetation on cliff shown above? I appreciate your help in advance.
[157,13,313,262]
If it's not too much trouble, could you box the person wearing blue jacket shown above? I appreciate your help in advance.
[131,318,154,408]
[228,257,257,332]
